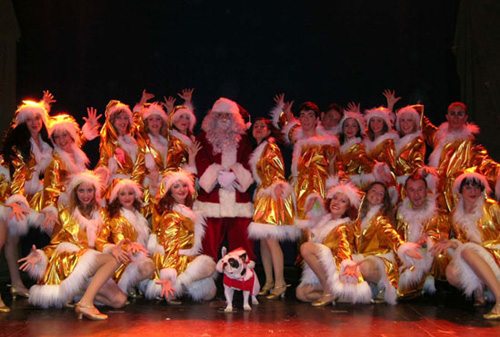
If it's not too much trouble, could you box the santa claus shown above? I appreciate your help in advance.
[194,98,255,260]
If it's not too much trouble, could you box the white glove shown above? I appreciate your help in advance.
[218,171,237,191]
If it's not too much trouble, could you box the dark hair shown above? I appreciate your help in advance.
[157,189,194,214]
[69,182,99,218]
[250,117,283,147]
[360,182,393,219]
[405,172,428,190]
[367,118,389,141]
[325,195,358,221]
[2,122,53,176]
[325,103,344,117]
[107,196,142,218]
[297,102,320,119]
[339,117,362,145]
[459,177,486,194]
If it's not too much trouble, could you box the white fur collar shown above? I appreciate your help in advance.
[170,129,193,147]
[310,213,350,243]
[54,144,89,174]
[395,131,422,155]
[249,138,271,186]
[363,132,398,154]
[30,136,53,174]
[120,208,150,247]
[117,135,138,162]
[340,137,362,154]
[291,135,338,178]
[428,123,479,168]
[398,195,437,242]
[452,196,484,244]
[72,208,103,248]
[361,204,383,231]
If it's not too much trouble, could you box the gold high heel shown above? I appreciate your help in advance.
[0,295,10,313]
[311,293,335,307]
[258,282,275,296]
[266,284,290,299]
[483,304,500,320]
[10,286,30,300]
[75,303,108,321]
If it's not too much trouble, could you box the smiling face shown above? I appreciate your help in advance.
[112,111,130,136]
[252,119,271,144]
[146,115,164,136]
[170,179,190,205]
[26,114,44,136]
[399,114,416,136]
[52,129,74,152]
[117,186,136,210]
[76,182,96,207]
[299,109,318,132]
[329,192,350,219]
[406,178,427,209]
[369,117,385,136]
[461,183,482,206]
[366,183,386,207]
[174,113,191,134]
[343,118,360,139]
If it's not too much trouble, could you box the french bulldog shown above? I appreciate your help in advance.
[216,247,260,312]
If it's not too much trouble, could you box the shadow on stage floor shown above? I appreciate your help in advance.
[0,264,499,337]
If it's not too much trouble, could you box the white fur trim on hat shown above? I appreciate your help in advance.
[211,97,239,115]
[49,114,82,146]
[14,101,49,128]
[171,105,196,133]
[67,171,104,204]
[326,179,361,210]
[109,179,143,203]
[142,102,169,125]
[339,111,366,137]
[395,106,420,133]
[452,171,491,196]
[158,170,195,199]
[105,100,133,123]
[365,107,395,129]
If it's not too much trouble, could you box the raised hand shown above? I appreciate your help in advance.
[42,90,56,106]
[162,96,177,114]
[139,89,155,106]
[273,93,285,106]
[382,89,401,111]
[177,88,194,104]
[18,245,41,273]
[283,100,295,122]
[188,140,202,159]
[346,101,361,113]
[83,107,102,130]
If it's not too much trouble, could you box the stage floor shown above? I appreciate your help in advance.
[1,284,499,337]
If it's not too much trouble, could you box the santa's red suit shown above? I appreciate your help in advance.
[194,130,255,261]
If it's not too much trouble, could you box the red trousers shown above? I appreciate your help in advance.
[202,217,255,261]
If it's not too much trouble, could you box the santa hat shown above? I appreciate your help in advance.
[211,97,240,115]
[395,106,421,133]
[452,170,491,196]
[157,170,195,199]
[326,177,362,209]
[67,171,105,204]
[49,114,81,146]
[141,102,168,125]
[364,107,395,129]
[109,179,143,204]
[13,100,49,128]
[339,110,366,137]
[105,100,133,124]
[170,105,196,133]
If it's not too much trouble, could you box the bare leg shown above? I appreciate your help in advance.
[296,284,323,302]
[0,220,9,311]
[95,281,127,309]
[461,248,500,317]
[359,259,381,284]
[78,254,123,307]
[5,234,29,293]
[260,240,274,291]
[267,239,285,288]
